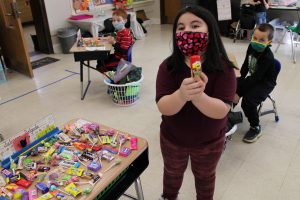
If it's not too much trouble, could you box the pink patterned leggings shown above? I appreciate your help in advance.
[160,133,224,200]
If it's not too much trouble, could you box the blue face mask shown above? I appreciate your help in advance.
[113,22,125,31]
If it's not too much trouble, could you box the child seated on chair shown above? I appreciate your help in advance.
[97,8,133,72]
[233,23,277,143]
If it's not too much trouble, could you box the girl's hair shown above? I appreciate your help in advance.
[166,6,234,73]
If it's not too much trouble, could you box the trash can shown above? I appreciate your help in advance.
[57,27,78,54]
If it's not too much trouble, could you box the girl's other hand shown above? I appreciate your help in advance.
[179,77,202,101]
[190,72,208,101]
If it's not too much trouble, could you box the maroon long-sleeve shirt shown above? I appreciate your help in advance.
[156,59,236,147]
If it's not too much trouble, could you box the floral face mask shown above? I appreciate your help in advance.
[176,31,209,56]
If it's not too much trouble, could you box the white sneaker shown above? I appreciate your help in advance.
[225,124,237,137]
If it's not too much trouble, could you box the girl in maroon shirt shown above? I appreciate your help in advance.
[156,6,236,200]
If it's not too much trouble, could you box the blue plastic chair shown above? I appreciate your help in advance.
[258,59,281,122]
[127,45,133,62]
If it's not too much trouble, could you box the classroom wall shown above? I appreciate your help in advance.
[44,0,72,35]
[43,0,160,53]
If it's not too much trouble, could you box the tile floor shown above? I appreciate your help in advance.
[0,24,300,200]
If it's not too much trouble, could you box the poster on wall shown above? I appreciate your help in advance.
[71,0,114,14]
[217,0,232,21]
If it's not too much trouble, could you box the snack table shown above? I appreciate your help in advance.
[65,119,149,200]
[67,119,149,200]
[70,40,112,100]
[0,118,149,200]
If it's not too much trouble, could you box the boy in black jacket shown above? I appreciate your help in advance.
[235,23,277,143]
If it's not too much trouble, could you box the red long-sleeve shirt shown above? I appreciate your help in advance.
[114,28,133,60]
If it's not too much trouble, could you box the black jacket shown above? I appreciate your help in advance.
[237,44,277,96]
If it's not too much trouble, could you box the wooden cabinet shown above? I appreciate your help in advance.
[17,0,33,23]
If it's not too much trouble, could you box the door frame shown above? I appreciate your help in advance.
[30,0,53,54]
[160,0,166,24]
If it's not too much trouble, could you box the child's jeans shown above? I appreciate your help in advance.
[160,133,224,200]
[256,12,267,25]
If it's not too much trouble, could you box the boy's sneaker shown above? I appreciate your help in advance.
[225,111,243,137]
[243,125,262,143]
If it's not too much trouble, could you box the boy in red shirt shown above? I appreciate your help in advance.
[97,9,133,72]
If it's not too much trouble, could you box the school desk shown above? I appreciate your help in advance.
[70,41,112,100]
[65,119,149,200]
[1,118,149,200]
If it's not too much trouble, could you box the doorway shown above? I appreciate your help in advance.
[17,0,36,54]
[18,0,53,56]
[0,0,53,78]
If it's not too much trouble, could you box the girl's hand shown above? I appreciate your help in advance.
[190,72,208,101]
[178,77,203,102]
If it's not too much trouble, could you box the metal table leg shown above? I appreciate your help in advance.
[275,29,287,53]
[80,61,92,100]
[88,60,91,81]
[122,177,145,200]
[80,61,84,100]
[134,177,144,200]
[291,32,296,64]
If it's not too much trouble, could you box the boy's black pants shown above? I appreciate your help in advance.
[239,83,274,127]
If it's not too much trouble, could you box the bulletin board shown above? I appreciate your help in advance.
[71,0,114,14]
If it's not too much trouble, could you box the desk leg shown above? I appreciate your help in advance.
[88,60,91,81]
[134,177,144,200]
[80,61,92,100]
[80,61,84,100]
